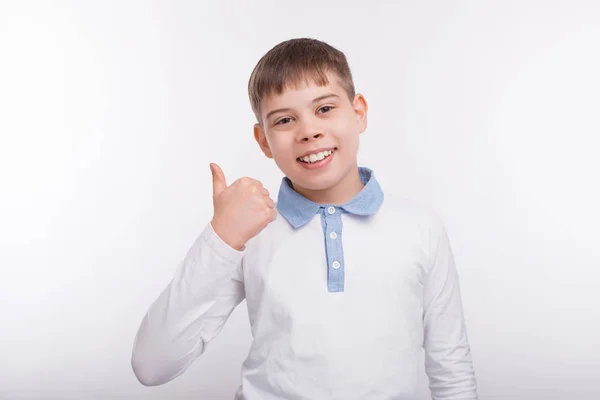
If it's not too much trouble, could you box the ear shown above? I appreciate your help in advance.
[353,93,368,134]
[254,123,273,158]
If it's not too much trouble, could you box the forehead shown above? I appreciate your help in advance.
[261,72,347,112]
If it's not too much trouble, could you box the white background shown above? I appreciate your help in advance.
[1,1,599,399]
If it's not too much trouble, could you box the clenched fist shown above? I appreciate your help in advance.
[209,163,277,250]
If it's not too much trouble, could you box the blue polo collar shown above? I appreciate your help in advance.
[276,166,384,229]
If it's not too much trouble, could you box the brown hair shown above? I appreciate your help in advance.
[248,38,356,124]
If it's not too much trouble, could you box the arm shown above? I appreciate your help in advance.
[422,215,478,399]
[131,222,246,386]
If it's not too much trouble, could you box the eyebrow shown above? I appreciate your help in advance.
[265,93,341,121]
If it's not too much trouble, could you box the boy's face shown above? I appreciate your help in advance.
[254,71,368,195]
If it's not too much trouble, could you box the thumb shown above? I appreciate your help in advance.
[210,163,227,198]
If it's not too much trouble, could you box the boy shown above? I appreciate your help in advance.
[132,38,478,399]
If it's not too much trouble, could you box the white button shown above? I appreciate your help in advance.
[327,206,336,214]
[329,231,337,239]
[332,261,341,269]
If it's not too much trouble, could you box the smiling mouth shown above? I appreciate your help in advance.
[297,148,337,163]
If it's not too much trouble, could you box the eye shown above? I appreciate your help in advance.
[275,117,292,125]
[318,105,334,114]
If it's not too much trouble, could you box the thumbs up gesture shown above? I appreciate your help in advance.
[209,163,277,250]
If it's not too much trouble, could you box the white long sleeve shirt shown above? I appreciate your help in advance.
[131,167,478,399]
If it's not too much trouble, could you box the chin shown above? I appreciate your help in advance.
[295,179,335,192]
[288,170,343,192]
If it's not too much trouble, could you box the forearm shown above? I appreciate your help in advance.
[131,223,245,386]
[424,313,477,399]
[422,213,478,399]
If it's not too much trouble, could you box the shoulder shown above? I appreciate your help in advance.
[379,192,447,239]
[379,194,452,267]
[380,193,443,224]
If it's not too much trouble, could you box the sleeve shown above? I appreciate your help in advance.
[422,214,478,399]
[131,222,246,386]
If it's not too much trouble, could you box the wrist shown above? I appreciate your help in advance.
[210,219,246,251]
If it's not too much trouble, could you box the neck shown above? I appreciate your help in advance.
[291,166,364,205]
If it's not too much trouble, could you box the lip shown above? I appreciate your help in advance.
[296,147,337,159]
[297,148,336,170]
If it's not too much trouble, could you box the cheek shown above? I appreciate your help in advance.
[336,122,360,142]
[335,113,359,133]
[267,138,294,160]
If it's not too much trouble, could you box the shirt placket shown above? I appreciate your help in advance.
[321,205,345,292]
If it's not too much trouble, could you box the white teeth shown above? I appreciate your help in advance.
[300,149,334,163]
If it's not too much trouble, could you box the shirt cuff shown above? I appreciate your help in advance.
[202,222,246,265]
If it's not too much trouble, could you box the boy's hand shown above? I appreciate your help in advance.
[209,163,277,250]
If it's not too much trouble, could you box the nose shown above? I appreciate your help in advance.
[296,121,324,143]
[298,132,324,142]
